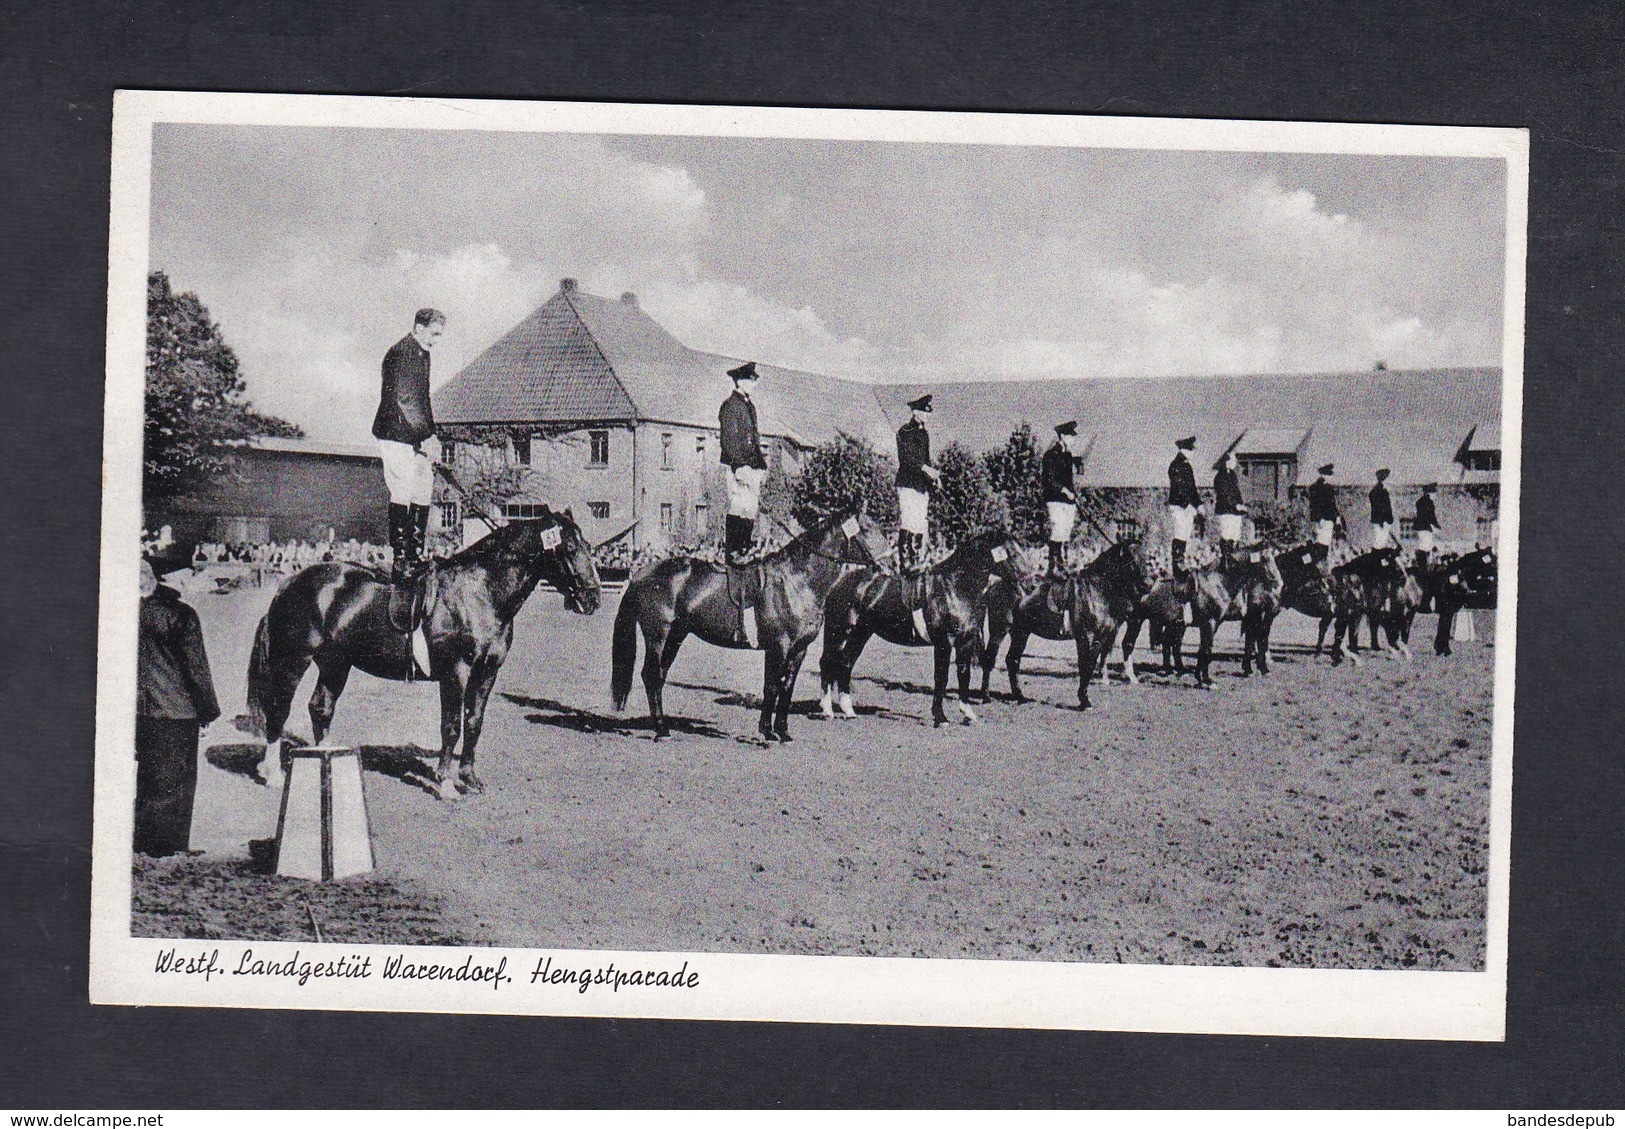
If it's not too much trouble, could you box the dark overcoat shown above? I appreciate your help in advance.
[1214,465,1244,515]
[895,419,933,492]
[371,335,435,445]
[1167,454,1200,507]
[1413,494,1439,531]
[719,390,766,470]
[137,586,220,723]
[1041,441,1075,503]
[1307,478,1339,522]
[1369,483,1394,525]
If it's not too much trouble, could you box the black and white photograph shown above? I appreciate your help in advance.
[91,92,1525,1038]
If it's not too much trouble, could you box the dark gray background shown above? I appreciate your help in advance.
[3,0,1620,1108]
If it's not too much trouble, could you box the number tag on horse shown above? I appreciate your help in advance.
[991,545,1008,562]
[841,516,860,538]
[540,525,562,550]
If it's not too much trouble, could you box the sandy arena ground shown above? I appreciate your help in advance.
[135,570,1494,970]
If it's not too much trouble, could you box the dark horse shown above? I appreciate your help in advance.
[1120,549,1285,686]
[818,529,1024,726]
[610,512,887,743]
[1424,547,1497,656]
[979,539,1153,710]
[248,512,601,799]
[1327,547,1412,665]
[1274,542,1341,656]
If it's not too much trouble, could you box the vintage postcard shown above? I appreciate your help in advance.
[92,91,1526,1038]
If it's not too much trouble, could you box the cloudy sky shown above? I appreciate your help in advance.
[149,124,1507,441]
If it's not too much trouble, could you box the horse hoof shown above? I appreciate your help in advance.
[458,770,486,795]
[436,779,462,802]
[839,694,856,719]
[775,730,794,744]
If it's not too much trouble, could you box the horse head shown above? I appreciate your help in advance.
[804,509,888,568]
[1104,536,1155,602]
[535,508,601,615]
[962,527,1024,586]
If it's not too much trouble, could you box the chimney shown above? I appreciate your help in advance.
[559,277,578,293]
[620,291,638,307]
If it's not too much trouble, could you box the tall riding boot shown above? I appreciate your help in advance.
[896,530,912,573]
[1171,539,1188,579]
[1048,541,1065,576]
[387,504,415,632]
[725,515,750,564]
[1218,539,1235,569]
[1415,550,1432,612]
[410,503,431,567]
[1311,541,1330,568]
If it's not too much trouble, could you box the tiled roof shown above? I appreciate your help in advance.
[878,368,1503,487]
[440,285,891,448]
[436,292,638,425]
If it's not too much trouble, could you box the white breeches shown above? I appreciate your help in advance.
[896,486,930,535]
[725,464,766,519]
[1216,513,1244,542]
[1416,529,1437,553]
[1046,501,1076,543]
[378,439,434,506]
[1168,504,1196,541]
[1314,518,1336,546]
[1370,522,1395,549]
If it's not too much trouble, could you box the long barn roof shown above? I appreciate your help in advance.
[439,280,1504,487]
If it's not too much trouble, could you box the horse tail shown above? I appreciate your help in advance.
[246,612,272,739]
[610,581,641,711]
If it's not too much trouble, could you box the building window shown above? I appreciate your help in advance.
[661,432,674,469]
[502,503,550,519]
[659,503,674,532]
[1114,517,1142,541]
[695,434,707,458]
[588,501,611,520]
[694,503,709,533]
[589,430,610,466]
[1462,450,1500,472]
[442,441,456,465]
[512,435,531,466]
[1237,456,1296,504]
[437,501,459,530]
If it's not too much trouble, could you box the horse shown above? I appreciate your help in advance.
[1274,542,1340,656]
[247,511,601,799]
[610,512,888,743]
[979,538,1153,710]
[1120,548,1285,686]
[817,529,1025,726]
[1426,548,1497,655]
[1326,547,1412,665]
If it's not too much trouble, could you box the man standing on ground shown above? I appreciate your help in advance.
[1307,462,1340,565]
[135,558,220,857]
[719,361,768,564]
[1213,449,1246,564]
[372,307,445,631]
[1369,467,1396,550]
[894,394,939,571]
[1042,421,1083,575]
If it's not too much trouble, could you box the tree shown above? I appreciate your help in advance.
[982,423,1047,545]
[788,432,899,528]
[144,271,300,503]
[441,438,536,529]
[931,442,1007,549]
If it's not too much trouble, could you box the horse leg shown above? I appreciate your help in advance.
[817,621,842,719]
[981,615,1009,704]
[1197,621,1216,687]
[1074,630,1094,711]
[457,650,507,795]
[435,665,470,800]
[1006,628,1030,702]
[1259,614,1276,675]
[306,660,351,745]
[836,627,872,718]
[641,622,672,739]
[1121,618,1142,685]
[774,641,811,741]
[1315,615,1331,657]
[1435,604,1455,656]
[759,647,783,743]
[932,641,952,727]
[953,637,977,724]
[259,652,314,787]
[1239,613,1256,678]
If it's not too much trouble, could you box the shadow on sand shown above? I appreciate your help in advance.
[501,692,728,741]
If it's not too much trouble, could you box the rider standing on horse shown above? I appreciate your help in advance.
[1042,421,1083,575]
[1167,436,1200,581]
[1307,462,1340,566]
[895,394,938,572]
[1213,449,1246,565]
[1413,482,1441,570]
[373,307,445,630]
[1369,467,1396,549]
[720,361,768,564]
